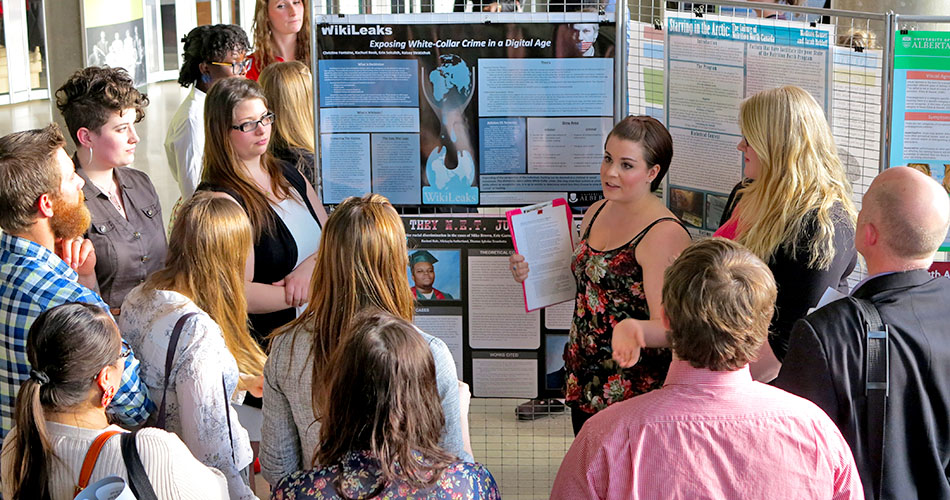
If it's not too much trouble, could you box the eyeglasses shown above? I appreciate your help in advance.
[210,58,252,75]
[231,112,276,133]
[120,340,132,360]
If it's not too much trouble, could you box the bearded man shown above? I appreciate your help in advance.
[0,124,153,438]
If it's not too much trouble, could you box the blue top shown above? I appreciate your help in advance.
[273,450,500,499]
[0,233,153,437]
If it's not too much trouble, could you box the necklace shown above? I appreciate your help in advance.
[93,180,127,219]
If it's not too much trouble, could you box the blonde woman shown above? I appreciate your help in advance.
[259,61,317,187]
[247,0,310,81]
[714,85,857,380]
[118,193,262,500]
[260,194,472,486]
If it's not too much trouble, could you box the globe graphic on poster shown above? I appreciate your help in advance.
[425,141,475,189]
[426,54,474,112]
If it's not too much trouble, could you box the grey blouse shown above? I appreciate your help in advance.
[260,323,472,485]
[76,164,167,312]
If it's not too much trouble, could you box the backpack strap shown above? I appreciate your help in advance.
[120,431,159,500]
[74,429,122,496]
[222,377,236,463]
[155,312,199,429]
[854,297,888,499]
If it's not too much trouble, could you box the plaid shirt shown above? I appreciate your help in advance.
[0,233,154,439]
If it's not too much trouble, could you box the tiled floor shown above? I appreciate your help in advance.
[2,82,573,499]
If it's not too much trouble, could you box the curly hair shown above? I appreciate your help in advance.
[178,24,251,88]
[251,0,311,73]
[54,66,148,147]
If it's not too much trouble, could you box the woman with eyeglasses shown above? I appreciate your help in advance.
[118,193,261,499]
[198,76,327,345]
[1,302,228,500]
[247,0,310,81]
[166,24,251,199]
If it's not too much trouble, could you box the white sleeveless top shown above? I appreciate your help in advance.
[273,193,321,270]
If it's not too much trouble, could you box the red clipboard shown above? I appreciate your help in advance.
[506,198,575,313]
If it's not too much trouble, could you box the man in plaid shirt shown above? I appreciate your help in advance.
[0,124,153,438]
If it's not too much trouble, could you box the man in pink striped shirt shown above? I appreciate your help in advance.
[551,238,863,500]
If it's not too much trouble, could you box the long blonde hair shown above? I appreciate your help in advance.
[144,193,267,376]
[274,194,415,399]
[735,86,856,269]
[202,77,291,241]
[259,61,315,154]
[251,0,311,71]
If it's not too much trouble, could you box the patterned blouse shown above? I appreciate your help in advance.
[117,286,255,500]
[564,203,688,414]
[273,450,500,499]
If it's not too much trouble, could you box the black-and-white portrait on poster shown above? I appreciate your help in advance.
[85,19,147,88]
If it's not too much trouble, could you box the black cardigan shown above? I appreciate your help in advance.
[719,180,857,360]
[197,160,321,344]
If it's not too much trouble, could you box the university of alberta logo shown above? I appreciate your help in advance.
[902,36,912,49]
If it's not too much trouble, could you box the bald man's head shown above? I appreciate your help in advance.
[861,166,950,260]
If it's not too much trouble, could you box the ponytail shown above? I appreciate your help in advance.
[2,302,120,500]
[6,377,55,500]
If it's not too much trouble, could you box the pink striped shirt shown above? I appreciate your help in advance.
[551,360,863,500]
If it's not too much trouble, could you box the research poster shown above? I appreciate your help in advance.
[665,13,832,232]
[831,45,883,192]
[403,215,577,399]
[890,31,950,251]
[317,19,616,207]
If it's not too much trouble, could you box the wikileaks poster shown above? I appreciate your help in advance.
[317,20,616,207]
[404,215,575,398]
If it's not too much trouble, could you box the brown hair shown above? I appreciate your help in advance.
[202,77,291,240]
[54,66,148,147]
[605,115,674,192]
[144,193,267,375]
[662,238,777,371]
[3,303,120,500]
[251,0,311,73]
[259,61,315,155]
[273,194,415,416]
[0,124,67,234]
[314,309,454,492]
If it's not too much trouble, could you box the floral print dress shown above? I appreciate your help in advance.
[273,450,500,499]
[564,203,688,414]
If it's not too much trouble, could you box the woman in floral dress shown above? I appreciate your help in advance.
[272,310,498,499]
[510,116,692,434]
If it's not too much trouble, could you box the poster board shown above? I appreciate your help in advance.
[404,214,580,399]
[316,18,616,207]
[890,31,950,251]
[664,12,833,232]
[82,0,147,88]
